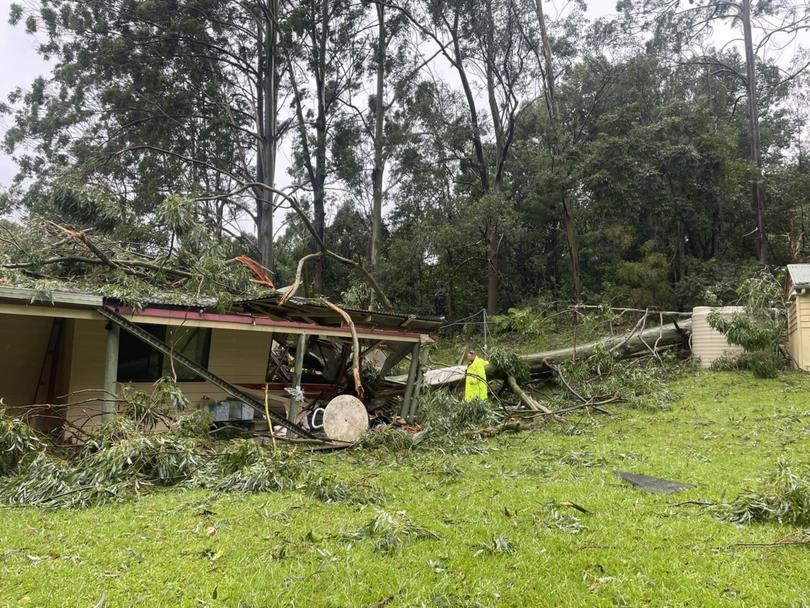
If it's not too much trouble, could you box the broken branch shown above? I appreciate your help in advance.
[506,375,567,424]
[321,298,364,400]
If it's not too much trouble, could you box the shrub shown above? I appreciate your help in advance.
[707,270,786,378]
[418,390,500,436]
[0,410,42,475]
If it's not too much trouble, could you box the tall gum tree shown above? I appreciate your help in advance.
[620,0,810,263]
[5,0,292,272]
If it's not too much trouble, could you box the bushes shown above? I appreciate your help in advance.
[489,307,552,338]
[0,410,41,475]
[707,270,786,378]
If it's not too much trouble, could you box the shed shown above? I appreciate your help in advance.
[0,285,441,442]
[786,264,810,370]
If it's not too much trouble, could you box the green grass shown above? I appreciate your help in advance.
[2,371,810,607]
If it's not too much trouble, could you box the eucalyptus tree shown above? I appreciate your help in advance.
[385,0,535,313]
[525,0,590,301]
[282,0,369,292]
[619,0,810,263]
[4,0,293,271]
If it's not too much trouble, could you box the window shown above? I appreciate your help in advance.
[117,324,211,382]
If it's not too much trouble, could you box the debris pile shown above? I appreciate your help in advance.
[722,461,810,526]
[0,384,385,509]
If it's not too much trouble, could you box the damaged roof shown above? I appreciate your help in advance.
[237,294,444,333]
[0,284,443,334]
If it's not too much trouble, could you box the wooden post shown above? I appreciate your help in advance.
[288,333,307,431]
[400,343,420,420]
[102,323,120,422]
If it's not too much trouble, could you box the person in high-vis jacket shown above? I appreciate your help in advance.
[464,350,489,401]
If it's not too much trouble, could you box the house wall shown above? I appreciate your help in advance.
[0,314,54,413]
[788,294,810,371]
[788,297,800,369]
[65,320,275,436]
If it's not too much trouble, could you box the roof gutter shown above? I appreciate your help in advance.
[108,305,433,343]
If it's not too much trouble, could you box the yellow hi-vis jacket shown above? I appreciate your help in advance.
[464,356,489,401]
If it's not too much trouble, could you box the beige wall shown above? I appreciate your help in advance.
[66,320,275,434]
[0,314,54,411]
[788,295,810,371]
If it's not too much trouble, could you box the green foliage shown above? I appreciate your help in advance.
[79,434,204,487]
[360,361,383,394]
[192,440,305,493]
[489,307,552,338]
[707,270,786,378]
[607,249,674,308]
[120,385,169,431]
[0,410,42,475]
[723,461,810,526]
[309,475,386,505]
[340,283,374,309]
[344,508,439,553]
[708,314,783,352]
[170,410,214,439]
[354,426,416,451]
[46,186,119,232]
[81,417,140,455]
[418,390,500,436]
[557,343,679,409]
[488,348,530,384]
[0,452,130,509]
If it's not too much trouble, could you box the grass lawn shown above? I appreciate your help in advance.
[1,371,809,607]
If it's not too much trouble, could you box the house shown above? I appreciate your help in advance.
[787,264,810,371]
[0,285,441,441]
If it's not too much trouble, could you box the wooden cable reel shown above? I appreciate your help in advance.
[314,395,369,443]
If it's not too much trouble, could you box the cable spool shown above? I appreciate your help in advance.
[321,395,369,443]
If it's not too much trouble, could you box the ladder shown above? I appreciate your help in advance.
[97,307,320,441]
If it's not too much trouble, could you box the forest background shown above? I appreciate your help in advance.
[1,0,809,319]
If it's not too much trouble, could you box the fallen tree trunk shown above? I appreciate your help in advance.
[488,319,691,377]
[395,319,691,389]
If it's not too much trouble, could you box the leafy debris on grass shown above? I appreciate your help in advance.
[354,426,417,451]
[0,396,375,508]
[419,390,500,437]
[722,461,810,526]
[344,509,439,553]
[474,534,517,555]
[309,475,386,505]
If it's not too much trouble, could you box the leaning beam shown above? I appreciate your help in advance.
[97,307,320,440]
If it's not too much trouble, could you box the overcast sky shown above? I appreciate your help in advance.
[0,0,624,194]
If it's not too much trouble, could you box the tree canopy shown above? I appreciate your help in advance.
[2,0,809,317]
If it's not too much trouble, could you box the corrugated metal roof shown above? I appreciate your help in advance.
[237,294,444,333]
[788,264,810,288]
